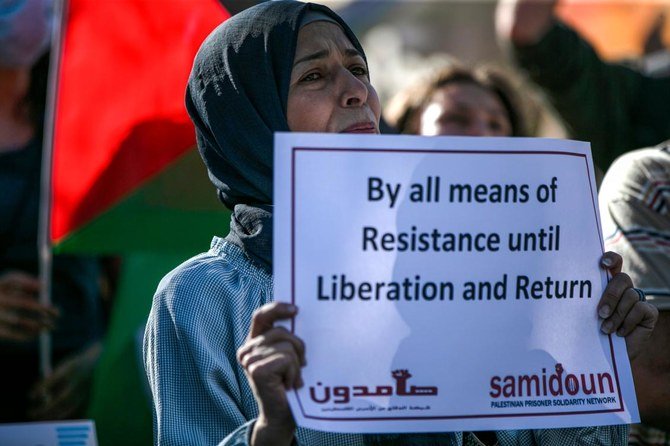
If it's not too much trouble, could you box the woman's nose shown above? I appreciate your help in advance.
[339,69,368,107]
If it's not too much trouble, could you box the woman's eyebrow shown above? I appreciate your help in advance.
[293,49,329,67]
[293,48,363,67]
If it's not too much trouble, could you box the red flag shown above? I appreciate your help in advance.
[50,0,230,252]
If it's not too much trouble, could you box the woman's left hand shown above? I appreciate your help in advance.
[598,252,658,361]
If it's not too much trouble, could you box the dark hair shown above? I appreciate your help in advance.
[385,64,528,137]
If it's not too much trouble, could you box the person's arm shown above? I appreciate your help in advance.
[496,0,660,170]
[144,265,257,446]
[495,0,557,47]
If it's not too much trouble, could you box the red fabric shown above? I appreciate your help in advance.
[51,0,229,243]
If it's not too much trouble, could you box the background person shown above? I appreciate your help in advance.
[384,63,526,138]
[495,0,670,172]
[599,142,670,446]
[0,0,105,421]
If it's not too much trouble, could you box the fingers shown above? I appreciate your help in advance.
[238,327,306,390]
[238,327,306,365]
[617,301,658,337]
[0,272,59,343]
[0,270,58,319]
[0,326,39,342]
[596,254,660,360]
[597,269,660,354]
[0,294,59,317]
[597,271,633,322]
[246,351,303,391]
[0,313,47,338]
[29,379,86,420]
[600,251,623,275]
[624,303,659,361]
[599,281,636,334]
[0,294,58,342]
[240,302,305,425]
[0,271,41,295]
[28,348,99,420]
[249,302,297,339]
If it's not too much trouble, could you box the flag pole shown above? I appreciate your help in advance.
[38,0,66,379]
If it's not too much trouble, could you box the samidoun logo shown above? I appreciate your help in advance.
[309,369,438,404]
[490,363,616,399]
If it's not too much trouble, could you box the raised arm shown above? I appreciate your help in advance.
[496,0,670,170]
[495,0,558,47]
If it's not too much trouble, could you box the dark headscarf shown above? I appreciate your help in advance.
[186,1,366,209]
[185,2,367,274]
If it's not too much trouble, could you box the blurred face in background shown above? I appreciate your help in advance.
[0,0,52,67]
[419,81,512,137]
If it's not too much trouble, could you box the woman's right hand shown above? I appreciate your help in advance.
[237,302,305,446]
[0,271,58,342]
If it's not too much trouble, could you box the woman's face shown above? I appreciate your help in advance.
[419,81,512,137]
[287,21,381,134]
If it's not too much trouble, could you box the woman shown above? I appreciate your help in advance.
[144,3,656,445]
[385,64,525,138]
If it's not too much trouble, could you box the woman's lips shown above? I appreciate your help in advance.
[340,122,377,134]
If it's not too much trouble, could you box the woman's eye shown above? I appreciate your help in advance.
[350,65,368,77]
[300,72,321,82]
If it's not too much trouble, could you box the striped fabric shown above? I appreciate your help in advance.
[599,144,670,443]
[632,175,670,216]
[600,144,670,302]
[144,238,628,445]
[606,227,670,254]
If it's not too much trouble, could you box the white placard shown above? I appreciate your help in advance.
[0,420,97,446]
[274,133,639,433]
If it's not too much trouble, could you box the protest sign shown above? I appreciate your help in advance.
[273,133,639,433]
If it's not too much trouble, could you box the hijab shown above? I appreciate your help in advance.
[185,5,462,443]
[185,1,366,273]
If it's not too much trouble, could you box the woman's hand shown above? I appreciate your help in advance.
[0,270,59,342]
[237,302,305,446]
[28,342,102,420]
[598,252,658,361]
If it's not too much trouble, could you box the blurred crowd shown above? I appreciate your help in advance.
[1,0,669,445]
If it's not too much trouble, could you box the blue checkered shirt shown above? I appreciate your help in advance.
[144,238,629,445]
